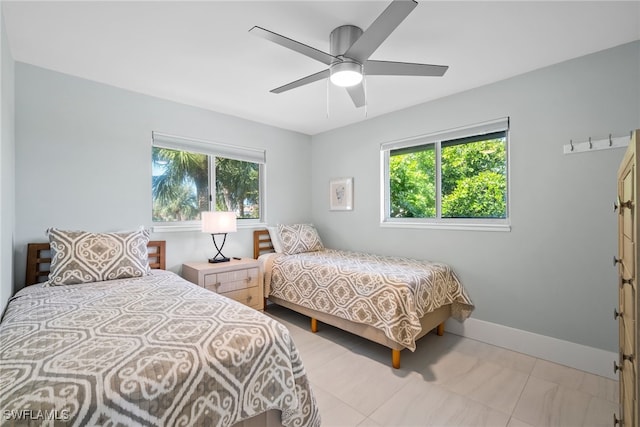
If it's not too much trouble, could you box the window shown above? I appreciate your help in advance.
[381,118,509,230]
[152,132,265,227]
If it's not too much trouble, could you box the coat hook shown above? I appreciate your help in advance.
[570,139,574,151]
[609,134,613,146]
[588,137,592,149]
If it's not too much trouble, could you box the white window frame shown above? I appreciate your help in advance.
[151,132,266,232]
[380,118,511,232]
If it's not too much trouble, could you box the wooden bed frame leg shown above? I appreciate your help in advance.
[310,318,318,333]
[392,349,401,369]
[437,322,445,336]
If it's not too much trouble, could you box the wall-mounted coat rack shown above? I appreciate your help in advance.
[563,133,630,154]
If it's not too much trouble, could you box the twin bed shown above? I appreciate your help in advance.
[1,230,319,427]
[253,225,474,369]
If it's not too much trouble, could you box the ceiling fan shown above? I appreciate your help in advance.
[249,0,448,108]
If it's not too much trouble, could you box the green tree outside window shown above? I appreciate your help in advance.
[389,134,507,219]
[152,147,260,222]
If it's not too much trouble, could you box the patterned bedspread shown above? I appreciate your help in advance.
[0,270,320,427]
[263,249,474,351]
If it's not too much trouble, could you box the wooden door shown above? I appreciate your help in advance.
[617,129,639,427]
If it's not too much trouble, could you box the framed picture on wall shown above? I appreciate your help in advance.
[329,177,353,211]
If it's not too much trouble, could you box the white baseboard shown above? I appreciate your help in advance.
[445,317,617,380]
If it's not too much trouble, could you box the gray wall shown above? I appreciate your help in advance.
[310,41,640,352]
[14,63,312,287]
[1,11,15,313]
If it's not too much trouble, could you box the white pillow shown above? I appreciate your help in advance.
[267,226,284,253]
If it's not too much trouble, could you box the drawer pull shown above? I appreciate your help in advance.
[613,413,621,426]
[214,282,221,290]
[623,353,634,363]
[613,256,621,267]
[621,278,633,287]
[620,200,633,210]
[614,361,622,373]
[247,295,253,302]
[246,277,252,283]
[614,309,622,319]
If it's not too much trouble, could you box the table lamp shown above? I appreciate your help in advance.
[202,211,237,263]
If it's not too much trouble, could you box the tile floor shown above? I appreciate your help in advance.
[265,305,619,427]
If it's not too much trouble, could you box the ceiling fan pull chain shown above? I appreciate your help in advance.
[326,77,330,119]
[364,75,368,117]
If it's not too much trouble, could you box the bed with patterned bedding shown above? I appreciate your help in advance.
[254,225,474,368]
[0,229,319,427]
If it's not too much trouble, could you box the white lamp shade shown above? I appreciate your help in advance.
[201,211,237,234]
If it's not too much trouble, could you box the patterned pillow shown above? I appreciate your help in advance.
[45,227,151,286]
[278,224,324,255]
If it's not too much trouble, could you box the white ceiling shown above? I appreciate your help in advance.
[2,1,639,135]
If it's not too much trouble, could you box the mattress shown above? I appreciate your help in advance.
[0,270,320,427]
[261,249,474,350]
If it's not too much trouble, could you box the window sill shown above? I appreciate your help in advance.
[380,221,511,232]
[152,222,267,233]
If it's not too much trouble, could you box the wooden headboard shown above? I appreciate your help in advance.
[253,229,274,259]
[25,240,167,286]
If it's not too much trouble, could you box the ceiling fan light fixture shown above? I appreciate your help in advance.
[329,61,363,87]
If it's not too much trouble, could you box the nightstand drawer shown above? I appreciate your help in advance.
[182,259,263,310]
[203,267,259,293]
[223,286,262,309]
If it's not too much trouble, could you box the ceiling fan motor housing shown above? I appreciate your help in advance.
[329,25,364,87]
[330,25,363,60]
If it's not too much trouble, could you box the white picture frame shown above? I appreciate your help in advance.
[329,177,353,211]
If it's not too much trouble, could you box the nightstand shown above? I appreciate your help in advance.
[182,258,263,310]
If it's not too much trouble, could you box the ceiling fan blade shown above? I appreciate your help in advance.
[249,26,338,66]
[365,60,448,77]
[346,83,366,108]
[270,69,330,94]
[344,0,417,63]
